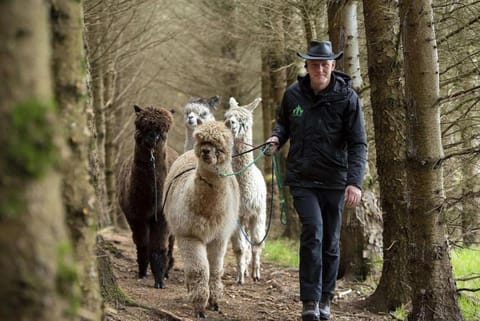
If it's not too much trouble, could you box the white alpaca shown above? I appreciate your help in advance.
[183,95,219,152]
[224,97,267,284]
[163,121,239,318]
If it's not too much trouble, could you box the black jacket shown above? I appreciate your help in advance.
[271,70,367,190]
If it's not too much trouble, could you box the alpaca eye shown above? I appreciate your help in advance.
[200,112,207,118]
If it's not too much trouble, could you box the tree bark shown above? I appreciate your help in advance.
[342,0,362,90]
[84,0,110,228]
[400,0,464,320]
[327,0,384,282]
[362,0,411,312]
[261,2,292,237]
[327,0,345,70]
[0,1,74,320]
[50,0,103,319]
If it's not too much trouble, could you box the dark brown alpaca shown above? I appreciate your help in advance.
[117,105,178,289]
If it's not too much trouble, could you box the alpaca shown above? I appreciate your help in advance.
[163,121,240,318]
[224,97,267,284]
[117,105,178,289]
[183,95,219,151]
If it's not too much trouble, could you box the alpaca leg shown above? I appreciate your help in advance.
[166,234,175,278]
[178,237,209,318]
[207,238,228,311]
[249,211,266,281]
[230,226,249,284]
[149,215,170,289]
[129,219,150,279]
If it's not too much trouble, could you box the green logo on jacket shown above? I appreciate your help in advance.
[292,105,304,117]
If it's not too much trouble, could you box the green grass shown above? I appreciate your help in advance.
[451,246,480,321]
[263,238,299,267]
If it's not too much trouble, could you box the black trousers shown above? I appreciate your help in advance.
[290,187,344,302]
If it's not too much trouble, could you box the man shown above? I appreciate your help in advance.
[266,40,367,321]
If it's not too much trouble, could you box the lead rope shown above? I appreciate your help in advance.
[150,149,158,222]
[272,150,288,225]
[237,143,288,246]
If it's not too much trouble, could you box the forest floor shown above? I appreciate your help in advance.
[102,229,394,321]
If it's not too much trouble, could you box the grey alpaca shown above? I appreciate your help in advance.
[117,105,178,289]
[183,95,219,151]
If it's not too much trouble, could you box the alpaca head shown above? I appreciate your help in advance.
[193,121,233,167]
[133,105,174,149]
[183,95,219,131]
[224,97,262,139]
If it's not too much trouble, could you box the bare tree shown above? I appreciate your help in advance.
[434,0,480,246]
[362,0,411,312]
[400,0,464,320]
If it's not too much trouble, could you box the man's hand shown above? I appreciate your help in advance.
[265,136,279,155]
[345,185,362,208]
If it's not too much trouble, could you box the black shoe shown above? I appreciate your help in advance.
[302,301,320,321]
[319,298,331,320]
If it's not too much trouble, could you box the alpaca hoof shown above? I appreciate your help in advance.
[195,311,206,318]
[153,281,165,289]
[253,276,260,282]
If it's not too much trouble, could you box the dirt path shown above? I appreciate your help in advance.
[102,229,391,321]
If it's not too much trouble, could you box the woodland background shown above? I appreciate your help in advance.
[0,0,479,321]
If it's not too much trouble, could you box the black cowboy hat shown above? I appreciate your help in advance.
[297,40,343,60]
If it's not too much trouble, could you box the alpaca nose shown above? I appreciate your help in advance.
[146,132,160,145]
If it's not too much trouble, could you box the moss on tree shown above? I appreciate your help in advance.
[1,99,58,219]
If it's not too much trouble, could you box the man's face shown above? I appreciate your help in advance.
[306,59,336,91]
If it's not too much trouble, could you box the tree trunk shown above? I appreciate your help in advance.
[96,235,130,305]
[327,0,345,70]
[362,0,411,312]
[328,0,384,282]
[261,2,292,237]
[84,0,110,228]
[0,1,74,320]
[342,0,362,90]
[50,0,103,319]
[400,1,464,320]
[299,0,321,42]
[103,61,127,229]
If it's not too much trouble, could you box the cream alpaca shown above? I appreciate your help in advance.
[224,97,267,284]
[163,121,239,318]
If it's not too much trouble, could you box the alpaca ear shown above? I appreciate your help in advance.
[228,97,239,109]
[208,95,220,110]
[187,96,198,103]
[245,97,262,112]
[133,105,142,113]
